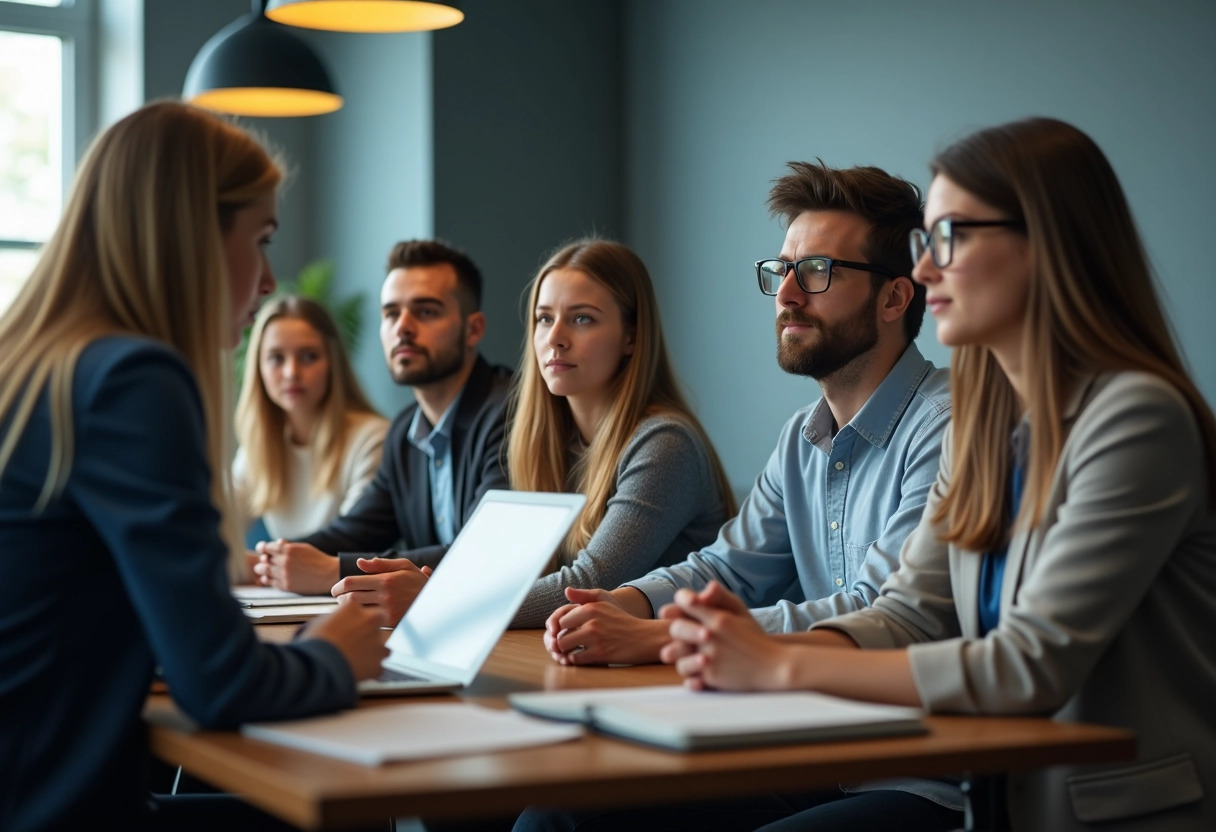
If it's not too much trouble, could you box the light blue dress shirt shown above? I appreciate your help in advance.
[407,391,462,546]
[625,343,952,633]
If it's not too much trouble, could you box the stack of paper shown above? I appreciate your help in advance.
[232,586,338,623]
[509,685,925,751]
[242,703,584,765]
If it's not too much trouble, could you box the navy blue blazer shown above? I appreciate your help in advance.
[0,337,355,832]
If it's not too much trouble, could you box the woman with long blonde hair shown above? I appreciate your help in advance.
[506,238,735,627]
[0,101,386,831]
[661,118,1216,831]
[234,295,387,540]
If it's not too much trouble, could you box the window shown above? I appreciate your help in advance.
[0,0,94,312]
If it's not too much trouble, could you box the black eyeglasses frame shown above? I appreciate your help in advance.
[753,257,897,296]
[909,219,1026,269]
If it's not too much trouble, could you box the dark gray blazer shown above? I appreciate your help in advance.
[301,355,512,575]
[820,371,1216,831]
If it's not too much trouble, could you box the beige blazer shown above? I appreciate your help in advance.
[819,371,1216,831]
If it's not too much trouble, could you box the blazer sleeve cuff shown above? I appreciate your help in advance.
[907,638,974,713]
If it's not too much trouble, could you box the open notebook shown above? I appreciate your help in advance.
[358,489,585,696]
[509,685,925,751]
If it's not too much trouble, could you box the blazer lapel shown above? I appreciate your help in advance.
[954,546,983,638]
[999,374,1100,618]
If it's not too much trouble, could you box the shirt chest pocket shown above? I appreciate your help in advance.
[843,540,876,575]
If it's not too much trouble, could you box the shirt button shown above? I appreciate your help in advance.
[835,577,844,587]
[434,458,443,468]
[834,461,845,471]
[437,516,445,525]
[830,520,839,530]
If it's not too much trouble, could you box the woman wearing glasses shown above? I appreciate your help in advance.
[662,118,1216,831]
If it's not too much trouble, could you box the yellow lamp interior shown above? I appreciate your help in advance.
[266,1,464,33]
[189,87,344,117]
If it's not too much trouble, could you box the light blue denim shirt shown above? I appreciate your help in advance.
[625,343,952,633]
[406,391,462,546]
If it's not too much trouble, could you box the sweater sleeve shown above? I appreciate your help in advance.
[70,345,355,727]
[510,417,722,627]
[339,415,390,516]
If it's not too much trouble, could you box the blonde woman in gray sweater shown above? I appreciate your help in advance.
[506,239,735,627]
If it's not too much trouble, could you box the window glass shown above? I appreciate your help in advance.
[0,248,38,311]
[0,29,63,243]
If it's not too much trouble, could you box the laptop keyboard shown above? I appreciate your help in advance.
[378,667,427,683]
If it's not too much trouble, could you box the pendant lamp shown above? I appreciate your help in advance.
[183,1,342,118]
[265,0,463,33]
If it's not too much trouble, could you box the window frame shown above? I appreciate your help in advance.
[0,0,96,257]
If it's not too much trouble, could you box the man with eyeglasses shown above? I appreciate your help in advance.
[526,161,958,831]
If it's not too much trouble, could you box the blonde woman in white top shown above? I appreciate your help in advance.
[234,295,388,541]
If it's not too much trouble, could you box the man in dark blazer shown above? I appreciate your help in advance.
[253,239,512,605]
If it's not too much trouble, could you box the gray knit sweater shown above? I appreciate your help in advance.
[511,414,731,627]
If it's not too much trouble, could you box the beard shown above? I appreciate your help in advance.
[776,286,880,380]
[387,322,467,386]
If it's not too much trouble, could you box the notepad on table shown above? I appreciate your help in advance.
[508,685,925,751]
[242,702,584,766]
[232,586,337,623]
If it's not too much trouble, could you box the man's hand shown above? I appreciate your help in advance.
[544,587,669,666]
[252,539,339,595]
[330,557,432,628]
[659,580,794,691]
[299,601,389,681]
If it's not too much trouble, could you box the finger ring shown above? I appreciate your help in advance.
[569,644,587,656]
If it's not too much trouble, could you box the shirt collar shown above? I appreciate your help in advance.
[802,342,933,452]
[407,389,463,450]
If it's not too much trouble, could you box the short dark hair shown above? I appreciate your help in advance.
[385,238,483,314]
[768,160,926,341]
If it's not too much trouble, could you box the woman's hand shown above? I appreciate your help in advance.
[301,601,389,681]
[253,539,339,594]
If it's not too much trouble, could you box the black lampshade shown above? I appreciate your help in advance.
[183,12,342,117]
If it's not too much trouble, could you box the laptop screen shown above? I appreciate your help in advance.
[384,491,585,683]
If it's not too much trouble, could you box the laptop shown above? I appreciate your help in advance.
[358,489,585,696]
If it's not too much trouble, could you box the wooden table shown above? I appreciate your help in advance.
[145,629,1135,830]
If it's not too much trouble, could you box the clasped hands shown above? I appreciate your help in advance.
[544,580,794,690]
[252,540,431,628]
[658,580,795,691]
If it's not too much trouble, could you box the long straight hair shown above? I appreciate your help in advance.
[235,296,379,515]
[507,239,736,564]
[931,118,1216,551]
[0,101,282,575]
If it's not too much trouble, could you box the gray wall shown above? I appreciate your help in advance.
[624,0,1216,492]
[137,0,1216,494]
[432,0,623,367]
[305,29,433,416]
